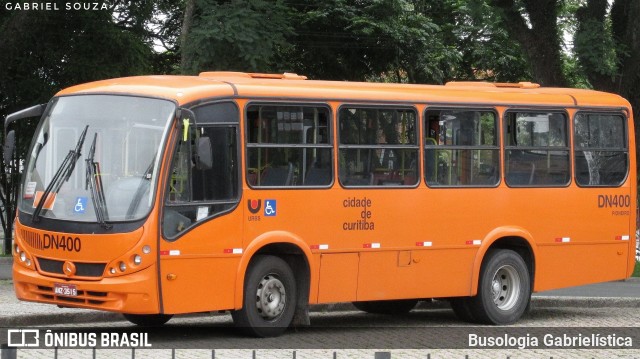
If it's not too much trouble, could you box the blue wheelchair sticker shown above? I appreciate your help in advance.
[74,197,88,214]
[264,200,277,217]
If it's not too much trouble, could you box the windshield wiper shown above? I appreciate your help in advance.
[33,125,89,222]
[85,133,112,229]
[125,156,155,220]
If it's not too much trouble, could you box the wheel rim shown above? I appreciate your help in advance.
[491,264,520,311]
[255,274,286,320]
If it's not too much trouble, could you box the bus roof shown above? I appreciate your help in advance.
[55,72,631,110]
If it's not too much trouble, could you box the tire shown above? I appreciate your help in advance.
[352,299,418,315]
[449,297,477,323]
[468,249,531,325]
[231,255,297,337]
[122,313,173,326]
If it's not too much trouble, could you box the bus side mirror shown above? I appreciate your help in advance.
[3,130,15,164]
[3,103,46,165]
[196,136,213,170]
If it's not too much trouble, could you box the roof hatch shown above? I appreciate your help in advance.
[199,72,307,80]
[445,81,540,89]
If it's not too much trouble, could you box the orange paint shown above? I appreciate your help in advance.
[12,72,636,324]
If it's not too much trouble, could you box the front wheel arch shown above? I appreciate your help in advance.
[234,232,315,310]
[231,254,297,337]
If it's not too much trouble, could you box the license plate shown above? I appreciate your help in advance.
[54,283,78,297]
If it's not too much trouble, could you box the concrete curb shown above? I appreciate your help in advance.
[2,296,640,328]
[530,295,640,308]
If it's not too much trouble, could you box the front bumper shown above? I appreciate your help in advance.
[13,262,161,314]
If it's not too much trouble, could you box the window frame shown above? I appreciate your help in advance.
[337,104,420,189]
[244,101,334,189]
[503,108,571,188]
[573,110,629,188]
[423,106,501,188]
[162,100,242,241]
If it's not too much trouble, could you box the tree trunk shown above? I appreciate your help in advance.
[577,0,640,179]
[490,0,569,87]
[180,0,196,74]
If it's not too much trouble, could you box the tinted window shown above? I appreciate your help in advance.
[425,109,499,186]
[505,112,570,186]
[246,104,332,187]
[574,113,627,186]
[338,107,418,187]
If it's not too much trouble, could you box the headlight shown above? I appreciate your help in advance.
[133,255,142,265]
[20,252,26,262]
[142,245,151,254]
[119,261,126,272]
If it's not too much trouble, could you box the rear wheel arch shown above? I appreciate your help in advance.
[470,248,532,324]
[471,230,536,296]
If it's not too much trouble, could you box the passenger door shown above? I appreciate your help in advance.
[159,102,243,314]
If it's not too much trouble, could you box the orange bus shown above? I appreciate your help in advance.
[5,72,636,337]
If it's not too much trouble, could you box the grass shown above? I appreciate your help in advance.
[634,261,640,277]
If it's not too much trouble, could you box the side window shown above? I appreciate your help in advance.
[505,111,570,186]
[246,104,332,187]
[338,107,418,187]
[574,113,628,186]
[163,102,239,239]
[424,109,498,186]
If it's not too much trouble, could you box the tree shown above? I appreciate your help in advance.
[488,0,569,87]
[277,0,454,83]
[181,0,294,73]
[0,0,156,253]
[487,0,640,173]
[574,0,640,113]
[448,0,531,82]
[178,0,531,84]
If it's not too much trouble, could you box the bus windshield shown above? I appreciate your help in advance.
[19,95,175,224]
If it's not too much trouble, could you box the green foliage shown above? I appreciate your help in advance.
[561,53,591,89]
[271,0,530,84]
[183,0,294,73]
[634,261,640,278]
[304,0,457,83]
[0,0,157,251]
[574,18,619,79]
[449,0,531,82]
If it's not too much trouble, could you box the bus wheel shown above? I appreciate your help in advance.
[469,249,531,325]
[122,313,173,326]
[352,299,418,315]
[231,255,297,337]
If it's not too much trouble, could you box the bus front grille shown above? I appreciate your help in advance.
[20,229,43,250]
[36,257,106,278]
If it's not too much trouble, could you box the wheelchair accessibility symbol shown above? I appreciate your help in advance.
[264,200,277,217]
[74,197,88,214]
